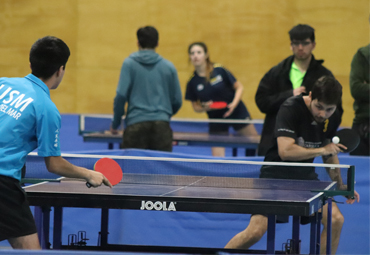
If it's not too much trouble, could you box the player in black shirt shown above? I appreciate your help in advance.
[260,90,341,180]
[225,76,359,254]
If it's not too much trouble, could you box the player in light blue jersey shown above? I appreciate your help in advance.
[0,36,112,249]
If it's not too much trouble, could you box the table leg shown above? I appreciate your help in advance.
[267,215,276,254]
[108,143,113,150]
[53,207,63,249]
[100,208,109,246]
[245,149,256,156]
[232,148,237,157]
[326,198,332,255]
[292,216,301,254]
[34,206,51,249]
[310,212,320,254]
[316,212,322,254]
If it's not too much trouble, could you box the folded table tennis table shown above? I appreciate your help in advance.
[25,173,336,254]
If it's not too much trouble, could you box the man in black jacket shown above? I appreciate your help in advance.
[255,24,343,156]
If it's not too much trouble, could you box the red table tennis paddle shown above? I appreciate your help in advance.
[333,128,360,153]
[86,158,123,188]
[209,101,228,109]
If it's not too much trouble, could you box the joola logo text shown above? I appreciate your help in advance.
[140,201,176,211]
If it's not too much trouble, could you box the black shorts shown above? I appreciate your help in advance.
[0,175,37,241]
[260,165,319,181]
[208,103,251,134]
[122,120,173,152]
[263,214,311,225]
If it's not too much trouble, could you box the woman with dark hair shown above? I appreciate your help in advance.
[185,42,259,157]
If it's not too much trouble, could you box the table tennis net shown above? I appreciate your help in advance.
[24,153,354,193]
[117,173,336,192]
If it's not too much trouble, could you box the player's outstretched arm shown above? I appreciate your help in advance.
[110,124,121,135]
[278,137,326,161]
[224,81,244,118]
[346,190,360,204]
[44,156,112,188]
[278,137,348,161]
[323,154,344,187]
[323,155,360,204]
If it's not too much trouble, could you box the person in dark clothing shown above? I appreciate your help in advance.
[349,44,370,156]
[225,76,359,254]
[255,24,343,156]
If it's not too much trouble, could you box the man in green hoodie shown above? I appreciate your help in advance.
[111,26,182,152]
[349,44,369,156]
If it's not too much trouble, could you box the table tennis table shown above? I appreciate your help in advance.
[79,115,262,156]
[25,173,336,254]
[82,131,260,156]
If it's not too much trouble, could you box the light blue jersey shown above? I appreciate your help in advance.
[0,74,61,180]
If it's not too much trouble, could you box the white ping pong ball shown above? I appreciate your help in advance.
[332,136,340,144]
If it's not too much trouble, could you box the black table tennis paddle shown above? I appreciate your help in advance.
[333,128,360,153]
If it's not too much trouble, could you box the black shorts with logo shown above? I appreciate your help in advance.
[0,175,37,241]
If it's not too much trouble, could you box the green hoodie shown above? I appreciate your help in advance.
[112,50,182,128]
[350,44,370,124]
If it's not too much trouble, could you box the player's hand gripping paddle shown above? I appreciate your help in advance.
[209,101,228,110]
[332,128,360,153]
[86,158,123,188]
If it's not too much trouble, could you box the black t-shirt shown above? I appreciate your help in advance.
[185,64,247,119]
[260,95,341,180]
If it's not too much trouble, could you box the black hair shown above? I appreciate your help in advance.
[311,76,342,105]
[29,36,70,79]
[288,24,315,42]
[137,26,159,49]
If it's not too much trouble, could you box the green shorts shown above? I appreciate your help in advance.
[122,120,173,152]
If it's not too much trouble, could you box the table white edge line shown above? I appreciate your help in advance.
[24,177,65,189]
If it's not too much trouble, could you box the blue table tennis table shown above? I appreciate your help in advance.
[79,115,262,156]
[25,173,337,254]
[82,131,260,156]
